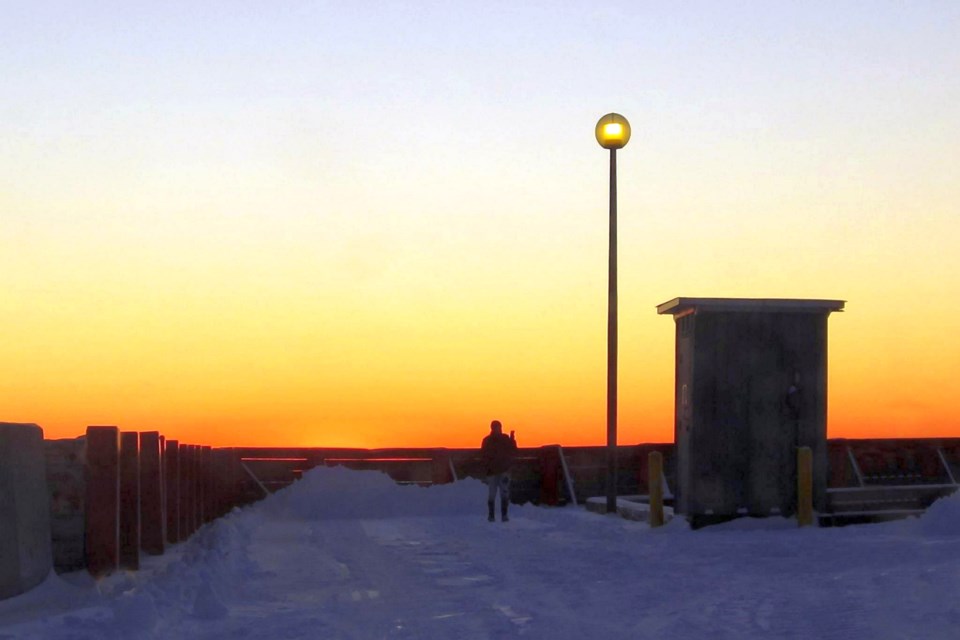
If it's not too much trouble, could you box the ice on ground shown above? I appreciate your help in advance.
[2,466,959,639]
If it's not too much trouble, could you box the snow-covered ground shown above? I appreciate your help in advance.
[2,467,959,639]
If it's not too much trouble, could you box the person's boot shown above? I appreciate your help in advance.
[487,501,495,522]
[501,502,509,523]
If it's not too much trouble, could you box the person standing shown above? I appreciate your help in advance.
[480,420,517,522]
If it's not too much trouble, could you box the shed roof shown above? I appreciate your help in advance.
[656,297,845,316]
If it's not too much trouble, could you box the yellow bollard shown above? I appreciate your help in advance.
[648,451,664,528]
[797,446,813,527]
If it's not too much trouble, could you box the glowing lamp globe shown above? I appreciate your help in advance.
[595,113,631,150]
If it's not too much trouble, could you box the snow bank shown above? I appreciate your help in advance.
[261,465,487,520]
[919,489,960,536]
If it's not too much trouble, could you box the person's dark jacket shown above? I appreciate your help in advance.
[480,432,517,476]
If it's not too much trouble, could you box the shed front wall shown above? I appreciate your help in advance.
[679,311,829,517]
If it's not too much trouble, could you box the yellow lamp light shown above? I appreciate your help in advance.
[595,113,631,149]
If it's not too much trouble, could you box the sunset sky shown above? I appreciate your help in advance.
[3,2,958,448]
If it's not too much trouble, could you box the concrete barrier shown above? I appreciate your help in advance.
[165,440,180,544]
[539,446,561,505]
[140,432,164,555]
[648,451,665,528]
[119,432,140,570]
[0,423,53,600]
[178,444,193,538]
[85,426,119,577]
[44,437,86,572]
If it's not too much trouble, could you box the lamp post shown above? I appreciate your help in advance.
[595,113,631,514]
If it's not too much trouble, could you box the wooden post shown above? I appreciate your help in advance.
[139,432,164,555]
[648,451,665,528]
[798,446,814,527]
[85,426,120,577]
[165,440,180,544]
[118,432,140,570]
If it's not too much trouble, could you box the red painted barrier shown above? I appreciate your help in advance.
[119,431,140,571]
[85,426,120,577]
[139,431,164,556]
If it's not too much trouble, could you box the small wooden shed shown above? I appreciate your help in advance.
[657,297,844,520]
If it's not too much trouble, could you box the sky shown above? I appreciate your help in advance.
[2,1,959,448]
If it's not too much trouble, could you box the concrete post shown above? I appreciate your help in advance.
[539,446,563,506]
[85,426,120,577]
[828,442,850,488]
[0,423,53,599]
[648,451,665,528]
[178,444,192,539]
[139,432,164,555]
[211,449,231,518]
[225,449,246,510]
[191,445,201,531]
[164,440,180,544]
[431,449,454,485]
[44,436,86,573]
[119,432,140,570]
[201,446,213,523]
[191,445,201,532]
[798,446,814,527]
[158,434,166,543]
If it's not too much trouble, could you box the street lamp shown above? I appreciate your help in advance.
[596,112,631,514]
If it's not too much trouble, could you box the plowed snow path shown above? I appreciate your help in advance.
[3,469,960,639]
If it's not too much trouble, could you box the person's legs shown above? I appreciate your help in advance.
[486,475,499,521]
[499,475,511,521]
